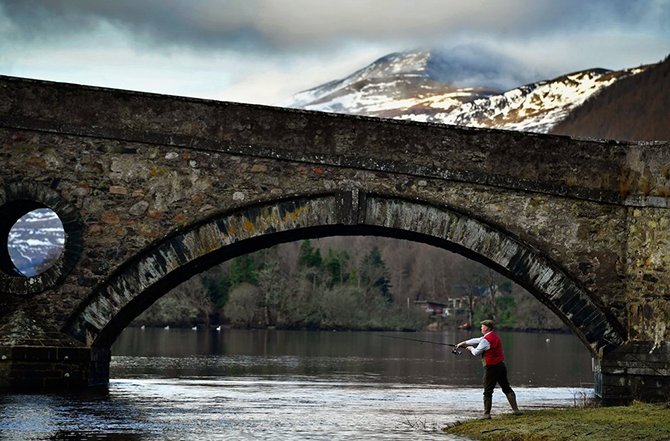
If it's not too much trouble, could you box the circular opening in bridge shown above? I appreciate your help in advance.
[6,208,65,277]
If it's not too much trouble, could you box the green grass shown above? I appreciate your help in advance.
[444,402,670,441]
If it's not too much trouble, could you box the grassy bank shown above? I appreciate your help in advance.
[444,402,670,441]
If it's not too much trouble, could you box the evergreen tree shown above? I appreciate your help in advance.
[229,254,258,286]
[202,272,231,308]
[323,248,350,287]
[298,240,322,268]
[324,248,340,287]
[361,246,393,303]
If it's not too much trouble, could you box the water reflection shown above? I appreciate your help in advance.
[0,329,594,440]
[111,328,594,388]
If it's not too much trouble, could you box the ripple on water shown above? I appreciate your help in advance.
[0,379,592,441]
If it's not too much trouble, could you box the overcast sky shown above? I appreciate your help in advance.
[1,0,668,105]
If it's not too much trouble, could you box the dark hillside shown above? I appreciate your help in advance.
[551,56,670,141]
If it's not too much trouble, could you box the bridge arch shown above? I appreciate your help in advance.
[64,191,625,356]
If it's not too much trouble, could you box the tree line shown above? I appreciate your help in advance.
[134,237,566,332]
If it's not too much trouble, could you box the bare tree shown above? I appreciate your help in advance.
[225,283,262,327]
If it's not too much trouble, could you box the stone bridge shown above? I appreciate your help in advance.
[1,75,669,403]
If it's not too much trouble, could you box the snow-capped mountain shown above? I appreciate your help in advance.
[282,49,649,134]
[280,49,505,119]
[8,209,64,277]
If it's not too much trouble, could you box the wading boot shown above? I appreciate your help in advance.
[506,391,522,415]
[482,396,492,419]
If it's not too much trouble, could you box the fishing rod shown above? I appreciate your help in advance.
[367,333,463,355]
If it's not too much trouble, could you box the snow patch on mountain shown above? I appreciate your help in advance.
[280,51,433,109]
[279,48,544,119]
[422,67,647,133]
[284,48,649,134]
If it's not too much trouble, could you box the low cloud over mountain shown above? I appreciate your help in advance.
[283,48,663,138]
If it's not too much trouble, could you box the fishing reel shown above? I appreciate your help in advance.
[452,348,462,355]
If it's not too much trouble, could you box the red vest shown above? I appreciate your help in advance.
[483,332,504,366]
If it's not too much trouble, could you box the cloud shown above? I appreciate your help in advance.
[422,45,540,90]
[1,0,667,53]
[0,0,668,105]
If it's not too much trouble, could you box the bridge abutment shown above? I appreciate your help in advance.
[594,342,670,404]
[0,344,92,390]
[0,310,109,390]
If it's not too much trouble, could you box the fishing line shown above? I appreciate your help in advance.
[366,332,462,355]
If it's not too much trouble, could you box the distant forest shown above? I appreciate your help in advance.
[135,237,566,332]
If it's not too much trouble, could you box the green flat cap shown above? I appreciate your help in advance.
[480,320,495,329]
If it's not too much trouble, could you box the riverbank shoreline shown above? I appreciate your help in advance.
[443,402,670,440]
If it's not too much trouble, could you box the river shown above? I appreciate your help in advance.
[0,328,594,440]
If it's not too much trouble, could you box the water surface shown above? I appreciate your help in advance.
[0,328,594,440]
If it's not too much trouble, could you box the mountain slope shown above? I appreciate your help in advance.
[280,50,503,119]
[284,49,650,134]
[551,56,670,141]
[427,67,646,133]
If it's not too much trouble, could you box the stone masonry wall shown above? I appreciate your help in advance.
[1,76,670,351]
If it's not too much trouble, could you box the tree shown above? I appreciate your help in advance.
[511,289,566,330]
[298,240,323,268]
[451,260,503,328]
[224,283,262,327]
[134,277,212,327]
[323,248,350,287]
[228,254,258,286]
[360,246,393,304]
[318,285,364,329]
[202,269,231,309]
[256,259,292,327]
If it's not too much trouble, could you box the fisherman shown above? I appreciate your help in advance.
[456,319,522,419]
